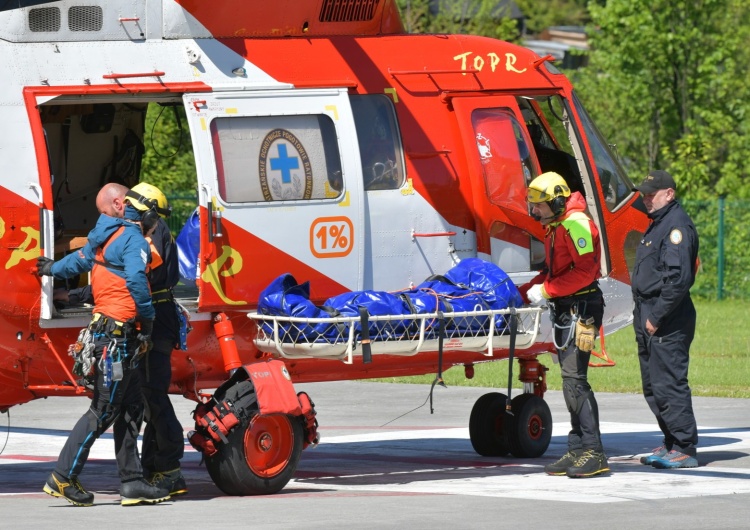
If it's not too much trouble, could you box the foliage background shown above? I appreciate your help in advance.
[397,0,750,299]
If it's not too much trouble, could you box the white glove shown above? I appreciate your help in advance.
[526,284,546,306]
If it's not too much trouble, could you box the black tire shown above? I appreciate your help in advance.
[205,407,304,496]
[505,393,552,458]
[469,392,510,456]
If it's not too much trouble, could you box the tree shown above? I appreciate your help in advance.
[141,103,197,197]
[140,103,199,232]
[397,0,519,40]
[513,0,588,37]
[574,0,750,200]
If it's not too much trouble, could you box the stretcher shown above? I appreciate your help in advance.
[247,306,543,364]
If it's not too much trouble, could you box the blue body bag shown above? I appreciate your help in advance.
[257,274,334,340]
[323,290,412,340]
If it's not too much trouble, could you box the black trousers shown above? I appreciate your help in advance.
[54,333,144,482]
[139,302,184,473]
[139,344,184,473]
[552,291,604,452]
[634,298,698,456]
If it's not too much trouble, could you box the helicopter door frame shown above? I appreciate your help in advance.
[25,83,211,327]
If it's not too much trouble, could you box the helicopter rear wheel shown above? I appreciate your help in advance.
[469,392,510,456]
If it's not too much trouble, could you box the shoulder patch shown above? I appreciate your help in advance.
[140,248,148,265]
[669,229,683,245]
[577,237,587,249]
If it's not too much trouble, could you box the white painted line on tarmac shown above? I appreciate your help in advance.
[3,421,750,504]
[288,421,750,503]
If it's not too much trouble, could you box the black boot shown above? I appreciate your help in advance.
[120,478,171,506]
[544,449,582,476]
[43,471,94,506]
[565,449,610,478]
[149,468,188,497]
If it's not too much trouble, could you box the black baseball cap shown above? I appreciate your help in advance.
[635,170,676,194]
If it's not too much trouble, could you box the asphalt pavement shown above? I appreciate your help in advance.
[1,380,749,529]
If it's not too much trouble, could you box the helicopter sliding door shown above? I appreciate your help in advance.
[183,89,365,310]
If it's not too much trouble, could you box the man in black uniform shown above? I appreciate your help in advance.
[632,170,700,469]
[126,183,189,495]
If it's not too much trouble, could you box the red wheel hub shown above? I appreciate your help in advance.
[244,414,294,478]
[526,414,543,440]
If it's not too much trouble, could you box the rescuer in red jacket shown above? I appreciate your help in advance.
[520,172,609,478]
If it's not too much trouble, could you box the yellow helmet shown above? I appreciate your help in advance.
[527,172,570,204]
[126,182,171,218]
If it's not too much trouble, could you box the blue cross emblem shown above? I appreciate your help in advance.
[270,144,299,184]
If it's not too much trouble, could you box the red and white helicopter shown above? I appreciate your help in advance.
[0,0,649,494]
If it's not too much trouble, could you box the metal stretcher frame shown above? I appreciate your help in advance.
[247,307,543,364]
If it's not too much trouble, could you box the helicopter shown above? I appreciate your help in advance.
[0,0,649,495]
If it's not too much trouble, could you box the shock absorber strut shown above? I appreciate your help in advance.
[518,358,548,398]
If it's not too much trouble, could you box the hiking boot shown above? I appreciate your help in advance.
[651,450,699,469]
[120,478,171,506]
[149,468,188,497]
[544,449,582,476]
[43,471,94,506]
[639,445,669,465]
[565,449,610,478]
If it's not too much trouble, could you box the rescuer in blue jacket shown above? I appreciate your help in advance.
[632,170,700,469]
[37,183,170,507]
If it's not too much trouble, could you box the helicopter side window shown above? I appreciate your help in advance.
[350,95,405,190]
[211,114,343,203]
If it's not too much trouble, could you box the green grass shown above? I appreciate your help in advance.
[374,300,750,398]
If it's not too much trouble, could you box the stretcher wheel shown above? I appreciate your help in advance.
[205,409,303,495]
[469,392,510,456]
[504,393,552,458]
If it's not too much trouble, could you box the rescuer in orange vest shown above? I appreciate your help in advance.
[37,183,171,506]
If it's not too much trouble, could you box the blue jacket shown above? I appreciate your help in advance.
[51,207,154,320]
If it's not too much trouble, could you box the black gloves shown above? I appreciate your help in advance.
[136,319,154,357]
[139,318,153,337]
[37,256,54,276]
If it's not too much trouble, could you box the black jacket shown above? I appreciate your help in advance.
[631,200,699,328]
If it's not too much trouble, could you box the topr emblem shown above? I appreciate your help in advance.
[670,229,683,244]
[577,237,587,249]
[259,128,313,201]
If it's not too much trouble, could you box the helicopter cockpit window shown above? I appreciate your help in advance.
[519,95,585,197]
[571,91,634,212]
[211,114,343,203]
[350,95,405,190]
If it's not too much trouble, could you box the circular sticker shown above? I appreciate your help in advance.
[670,229,683,244]
[577,237,587,249]
[259,128,313,201]
[281,365,291,381]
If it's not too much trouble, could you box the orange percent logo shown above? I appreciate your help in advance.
[310,216,354,258]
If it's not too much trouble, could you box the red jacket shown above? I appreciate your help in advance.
[524,192,601,299]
